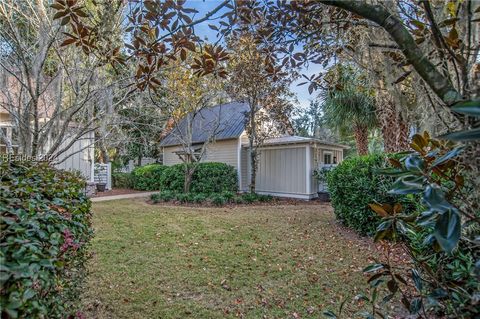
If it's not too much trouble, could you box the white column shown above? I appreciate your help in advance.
[237,137,242,191]
[305,145,311,195]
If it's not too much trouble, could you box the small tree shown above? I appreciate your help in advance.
[226,32,294,193]
[161,56,226,193]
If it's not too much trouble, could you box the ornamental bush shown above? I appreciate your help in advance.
[159,164,185,193]
[211,193,227,206]
[326,154,415,236]
[160,162,238,194]
[131,164,167,190]
[191,162,238,194]
[112,172,133,188]
[0,161,93,318]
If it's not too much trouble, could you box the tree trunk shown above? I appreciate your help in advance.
[377,98,410,153]
[354,124,369,156]
[248,104,257,193]
[137,154,142,166]
[375,78,410,153]
[249,148,257,193]
[396,115,410,151]
[184,166,194,193]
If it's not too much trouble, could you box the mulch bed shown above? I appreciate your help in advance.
[146,196,333,208]
[91,188,145,198]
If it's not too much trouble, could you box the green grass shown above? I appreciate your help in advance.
[82,199,381,318]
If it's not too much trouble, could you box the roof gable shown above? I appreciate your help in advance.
[160,101,249,147]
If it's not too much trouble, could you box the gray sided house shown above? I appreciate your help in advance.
[160,102,348,199]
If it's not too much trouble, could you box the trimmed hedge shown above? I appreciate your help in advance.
[112,172,133,188]
[131,164,167,190]
[326,154,414,236]
[190,162,238,194]
[160,162,238,194]
[158,164,185,193]
[0,161,92,318]
[120,162,238,193]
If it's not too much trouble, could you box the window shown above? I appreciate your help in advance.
[324,152,332,164]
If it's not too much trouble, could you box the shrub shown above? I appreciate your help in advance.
[257,194,274,202]
[193,193,208,203]
[0,161,92,318]
[151,190,175,203]
[241,192,259,203]
[221,191,235,202]
[346,133,480,318]
[211,194,226,206]
[234,196,245,204]
[175,192,195,203]
[131,164,167,190]
[191,163,238,194]
[160,163,238,194]
[326,154,414,236]
[159,164,185,193]
[112,172,133,188]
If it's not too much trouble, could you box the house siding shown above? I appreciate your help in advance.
[254,146,308,196]
[55,132,94,181]
[162,139,239,168]
[163,146,183,166]
[241,144,312,196]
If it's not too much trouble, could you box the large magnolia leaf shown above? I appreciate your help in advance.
[434,210,461,253]
[439,128,480,141]
[423,184,454,213]
[431,146,464,167]
[389,175,425,194]
[405,154,425,171]
[451,100,480,117]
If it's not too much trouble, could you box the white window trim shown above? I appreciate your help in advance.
[323,151,333,165]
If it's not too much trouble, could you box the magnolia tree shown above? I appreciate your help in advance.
[226,32,295,192]
[158,54,227,193]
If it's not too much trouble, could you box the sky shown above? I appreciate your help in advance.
[186,0,321,110]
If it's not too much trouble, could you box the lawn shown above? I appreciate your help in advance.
[82,199,382,318]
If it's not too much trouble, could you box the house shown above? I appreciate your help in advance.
[160,102,348,199]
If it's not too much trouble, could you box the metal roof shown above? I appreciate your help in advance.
[260,135,350,149]
[159,102,249,147]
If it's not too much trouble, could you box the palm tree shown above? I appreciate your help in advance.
[321,66,378,156]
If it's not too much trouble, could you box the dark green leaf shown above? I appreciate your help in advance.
[363,263,385,273]
[369,278,385,288]
[429,288,448,299]
[405,154,424,171]
[423,184,453,213]
[23,288,36,300]
[410,297,423,314]
[451,100,480,117]
[411,269,423,291]
[434,210,461,253]
[322,310,337,318]
[431,146,464,167]
[389,175,425,194]
[387,279,398,293]
[439,127,480,141]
